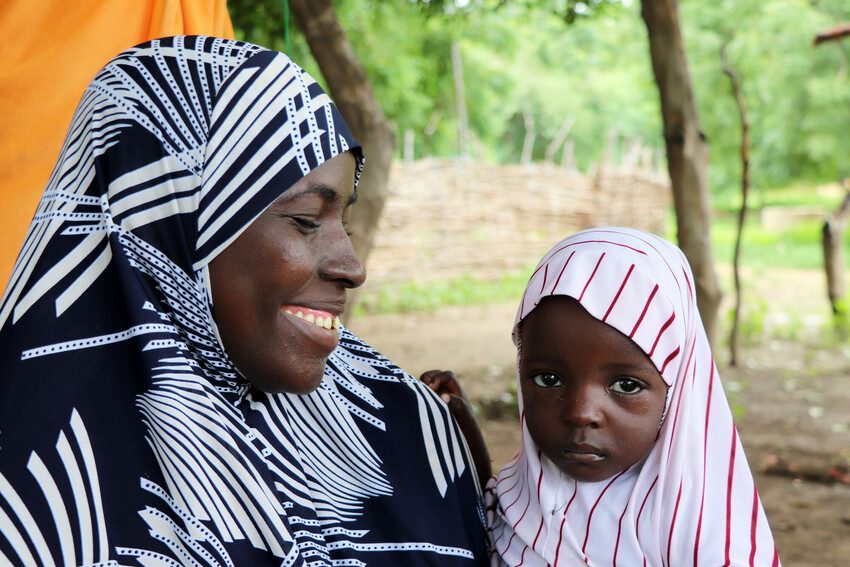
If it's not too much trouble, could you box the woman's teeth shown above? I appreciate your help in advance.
[283,309,340,330]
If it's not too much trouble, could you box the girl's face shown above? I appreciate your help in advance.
[519,296,668,483]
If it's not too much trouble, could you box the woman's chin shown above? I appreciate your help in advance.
[246,362,327,395]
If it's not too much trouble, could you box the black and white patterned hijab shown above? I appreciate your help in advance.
[0,36,486,566]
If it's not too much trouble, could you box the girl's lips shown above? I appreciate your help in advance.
[561,449,605,463]
[563,451,605,463]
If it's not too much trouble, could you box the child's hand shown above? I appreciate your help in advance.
[419,369,467,404]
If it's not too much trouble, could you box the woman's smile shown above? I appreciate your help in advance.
[281,305,342,331]
[281,304,342,350]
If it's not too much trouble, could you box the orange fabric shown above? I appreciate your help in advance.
[0,0,234,286]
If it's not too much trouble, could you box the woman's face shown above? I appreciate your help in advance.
[209,152,366,393]
[519,296,668,482]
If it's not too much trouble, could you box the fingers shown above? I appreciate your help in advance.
[419,369,447,387]
[419,370,455,393]
[419,369,462,398]
[419,369,444,396]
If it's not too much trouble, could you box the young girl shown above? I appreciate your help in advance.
[424,227,780,566]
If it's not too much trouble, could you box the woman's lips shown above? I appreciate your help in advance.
[280,305,342,352]
[281,305,341,331]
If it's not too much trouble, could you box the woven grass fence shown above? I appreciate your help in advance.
[362,158,671,287]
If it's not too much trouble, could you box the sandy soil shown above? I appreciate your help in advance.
[352,268,850,566]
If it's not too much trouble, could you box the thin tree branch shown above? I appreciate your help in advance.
[814,23,850,46]
[721,42,751,367]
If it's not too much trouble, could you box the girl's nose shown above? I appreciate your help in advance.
[562,385,603,428]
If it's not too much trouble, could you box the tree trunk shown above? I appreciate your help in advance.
[289,0,395,316]
[813,26,850,321]
[640,0,722,347]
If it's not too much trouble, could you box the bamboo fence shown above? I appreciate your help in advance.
[362,158,671,287]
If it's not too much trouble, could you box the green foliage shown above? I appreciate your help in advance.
[712,181,850,271]
[231,1,661,165]
[682,0,850,192]
[712,182,848,213]
[829,298,850,337]
[231,1,850,205]
[727,296,768,344]
[712,216,840,270]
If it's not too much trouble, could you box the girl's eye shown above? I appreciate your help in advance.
[531,372,562,388]
[609,378,645,395]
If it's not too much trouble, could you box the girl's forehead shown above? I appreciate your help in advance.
[516,241,687,387]
[522,297,650,357]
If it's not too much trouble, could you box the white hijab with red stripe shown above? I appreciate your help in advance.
[485,227,779,566]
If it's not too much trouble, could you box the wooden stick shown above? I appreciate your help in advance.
[721,42,751,367]
[814,23,850,46]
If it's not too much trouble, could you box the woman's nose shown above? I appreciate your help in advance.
[322,228,366,289]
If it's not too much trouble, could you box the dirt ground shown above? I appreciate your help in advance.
[352,267,850,566]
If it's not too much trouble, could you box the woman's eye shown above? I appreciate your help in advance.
[291,216,319,231]
[531,372,562,388]
[609,378,644,395]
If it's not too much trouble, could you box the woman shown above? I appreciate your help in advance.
[0,36,487,565]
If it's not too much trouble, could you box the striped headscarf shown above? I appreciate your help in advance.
[0,36,486,565]
[485,227,779,566]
